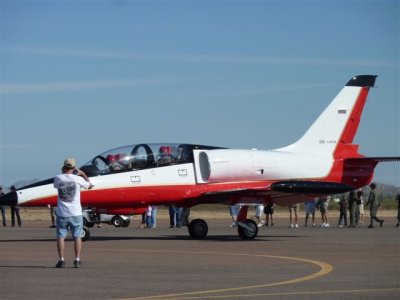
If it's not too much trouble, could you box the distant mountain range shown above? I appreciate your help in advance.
[375,183,400,196]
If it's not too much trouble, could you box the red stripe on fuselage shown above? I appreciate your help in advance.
[20,181,273,209]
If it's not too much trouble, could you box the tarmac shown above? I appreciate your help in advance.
[0,217,399,300]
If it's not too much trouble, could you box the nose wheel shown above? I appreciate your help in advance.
[81,226,90,242]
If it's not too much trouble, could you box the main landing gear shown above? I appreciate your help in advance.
[82,206,259,241]
[187,206,258,240]
[188,219,209,239]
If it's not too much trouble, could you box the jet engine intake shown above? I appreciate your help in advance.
[197,149,274,183]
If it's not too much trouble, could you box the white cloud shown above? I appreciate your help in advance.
[2,45,398,68]
[0,78,171,95]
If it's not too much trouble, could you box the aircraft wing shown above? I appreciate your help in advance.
[197,180,354,206]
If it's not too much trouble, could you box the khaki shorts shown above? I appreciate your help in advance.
[288,204,300,213]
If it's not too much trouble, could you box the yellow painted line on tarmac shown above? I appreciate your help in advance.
[145,288,400,300]
[108,249,333,300]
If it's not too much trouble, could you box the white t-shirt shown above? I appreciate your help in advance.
[146,205,152,217]
[54,173,90,217]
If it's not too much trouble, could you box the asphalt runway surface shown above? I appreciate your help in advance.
[0,218,399,300]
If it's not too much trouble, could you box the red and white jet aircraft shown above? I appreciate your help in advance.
[1,75,399,239]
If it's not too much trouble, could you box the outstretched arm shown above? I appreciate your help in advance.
[75,168,94,189]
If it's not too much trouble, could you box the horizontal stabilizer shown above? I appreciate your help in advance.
[270,181,354,194]
[345,157,400,163]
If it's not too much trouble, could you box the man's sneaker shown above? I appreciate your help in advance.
[74,260,81,268]
[380,220,384,227]
[55,260,65,268]
[289,224,294,228]
[295,224,299,228]
[368,225,374,228]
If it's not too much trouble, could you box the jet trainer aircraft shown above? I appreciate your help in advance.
[1,75,399,240]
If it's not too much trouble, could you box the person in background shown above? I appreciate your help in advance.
[288,203,299,228]
[264,202,274,227]
[10,186,22,227]
[337,194,348,228]
[179,207,191,227]
[347,190,357,228]
[175,206,183,228]
[318,196,330,227]
[366,183,384,228]
[151,205,157,228]
[356,188,365,225]
[140,212,147,228]
[255,204,265,227]
[168,206,177,228]
[48,204,56,228]
[229,204,241,227]
[145,205,153,228]
[0,185,6,227]
[304,199,316,227]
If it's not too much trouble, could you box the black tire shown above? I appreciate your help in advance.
[112,216,123,227]
[83,218,95,228]
[238,219,258,240]
[122,219,130,227]
[188,219,208,239]
[81,226,90,242]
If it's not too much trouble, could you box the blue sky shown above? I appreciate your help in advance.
[0,0,399,187]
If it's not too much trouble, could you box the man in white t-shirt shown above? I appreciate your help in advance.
[53,157,93,268]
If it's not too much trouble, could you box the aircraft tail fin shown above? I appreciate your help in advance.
[283,75,377,157]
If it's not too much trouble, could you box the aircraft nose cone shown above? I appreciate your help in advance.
[0,191,18,206]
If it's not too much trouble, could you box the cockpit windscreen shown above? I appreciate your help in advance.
[80,143,222,177]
